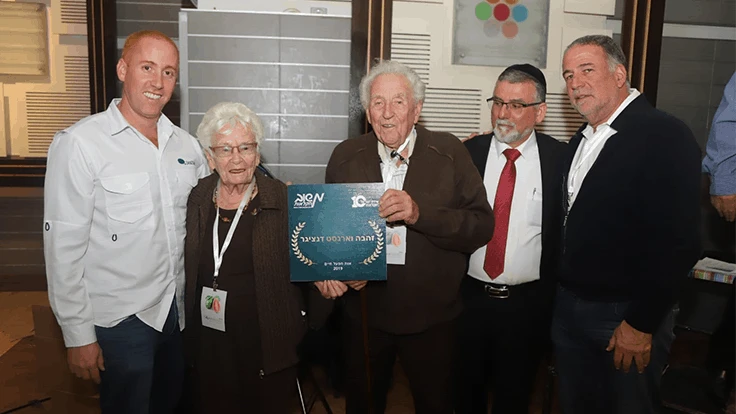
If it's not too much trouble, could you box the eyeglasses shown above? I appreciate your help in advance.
[487,97,543,115]
[209,142,258,158]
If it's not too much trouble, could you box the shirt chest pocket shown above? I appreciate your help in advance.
[100,173,154,235]
[526,189,543,227]
[173,168,199,220]
[175,168,198,199]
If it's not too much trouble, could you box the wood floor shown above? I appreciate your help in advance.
[0,290,732,414]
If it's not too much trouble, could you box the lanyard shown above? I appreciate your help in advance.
[567,129,608,195]
[212,178,256,290]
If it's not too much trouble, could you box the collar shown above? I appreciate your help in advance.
[377,127,416,165]
[491,130,538,160]
[107,98,174,141]
[583,88,640,139]
[336,125,434,181]
[409,124,431,158]
[189,169,282,211]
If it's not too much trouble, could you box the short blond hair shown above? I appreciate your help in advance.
[121,30,178,62]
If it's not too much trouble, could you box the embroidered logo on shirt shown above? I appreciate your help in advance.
[177,158,195,166]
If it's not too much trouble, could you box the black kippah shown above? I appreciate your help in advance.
[505,63,546,89]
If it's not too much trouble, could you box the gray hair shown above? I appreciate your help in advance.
[497,69,546,103]
[565,35,628,74]
[359,60,426,110]
[196,102,264,154]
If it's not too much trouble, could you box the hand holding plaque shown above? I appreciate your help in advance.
[379,189,420,224]
[345,280,368,290]
[314,280,349,299]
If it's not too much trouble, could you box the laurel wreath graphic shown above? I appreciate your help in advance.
[361,220,384,265]
[291,222,314,266]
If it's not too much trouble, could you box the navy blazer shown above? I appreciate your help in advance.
[558,95,702,333]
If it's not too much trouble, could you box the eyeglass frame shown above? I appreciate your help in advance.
[486,97,544,114]
[209,142,259,158]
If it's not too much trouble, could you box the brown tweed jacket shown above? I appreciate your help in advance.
[183,170,307,376]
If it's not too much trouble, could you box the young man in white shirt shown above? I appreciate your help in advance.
[457,64,566,414]
[43,30,208,413]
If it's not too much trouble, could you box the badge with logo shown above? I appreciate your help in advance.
[288,183,386,281]
[386,225,407,265]
[200,286,227,331]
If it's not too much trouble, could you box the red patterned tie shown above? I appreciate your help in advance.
[483,148,521,279]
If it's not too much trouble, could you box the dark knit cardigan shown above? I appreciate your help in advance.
[183,170,308,376]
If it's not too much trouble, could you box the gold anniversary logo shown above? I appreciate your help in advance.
[291,221,384,267]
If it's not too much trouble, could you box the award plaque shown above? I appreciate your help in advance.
[288,183,386,282]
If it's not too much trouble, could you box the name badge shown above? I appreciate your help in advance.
[386,225,407,265]
[200,286,228,332]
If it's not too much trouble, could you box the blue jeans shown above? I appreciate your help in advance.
[551,286,675,414]
[95,299,184,414]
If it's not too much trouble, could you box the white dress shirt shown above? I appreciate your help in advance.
[567,89,640,207]
[468,132,543,285]
[43,100,209,347]
[377,127,416,190]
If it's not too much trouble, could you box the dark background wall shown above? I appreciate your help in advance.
[612,0,735,151]
[112,0,735,252]
[611,0,735,258]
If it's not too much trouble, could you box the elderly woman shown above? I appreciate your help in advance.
[183,102,307,412]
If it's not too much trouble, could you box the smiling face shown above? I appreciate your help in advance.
[206,122,260,187]
[491,80,546,147]
[562,44,629,128]
[116,36,179,126]
[366,73,423,150]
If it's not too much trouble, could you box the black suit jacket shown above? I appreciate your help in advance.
[558,95,702,333]
[464,131,566,284]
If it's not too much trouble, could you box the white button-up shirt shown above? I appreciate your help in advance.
[468,132,543,285]
[567,89,640,207]
[377,127,416,190]
[43,100,209,347]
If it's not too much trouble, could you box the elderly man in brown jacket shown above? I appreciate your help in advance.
[316,60,494,414]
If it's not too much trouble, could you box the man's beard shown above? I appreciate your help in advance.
[493,120,532,145]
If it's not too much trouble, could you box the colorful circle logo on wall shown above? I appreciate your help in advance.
[475,0,528,39]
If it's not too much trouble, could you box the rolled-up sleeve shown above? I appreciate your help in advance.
[43,132,97,347]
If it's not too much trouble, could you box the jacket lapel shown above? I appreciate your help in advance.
[402,125,433,193]
[185,174,216,318]
[537,134,555,216]
[609,95,650,133]
[564,95,650,209]
[358,132,383,183]
[466,133,493,178]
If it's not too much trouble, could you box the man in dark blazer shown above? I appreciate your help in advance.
[455,64,566,414]
[553,35,701,414]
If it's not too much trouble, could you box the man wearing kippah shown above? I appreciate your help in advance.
[455,64,566,414]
